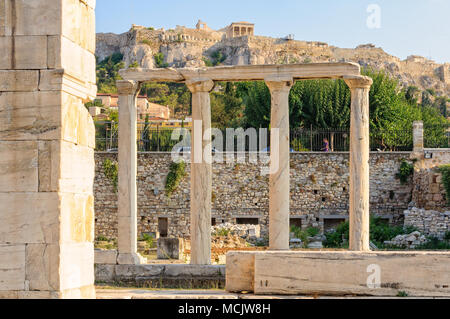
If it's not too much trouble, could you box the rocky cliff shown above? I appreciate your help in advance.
[96,25,450,96]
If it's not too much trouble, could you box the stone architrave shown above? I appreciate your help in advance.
[265,77,293,250]
[186,78,215,265]
[344,76,373,251]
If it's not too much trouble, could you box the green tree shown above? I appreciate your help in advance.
[96,52,124,93]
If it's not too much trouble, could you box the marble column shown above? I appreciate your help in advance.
[186,78,215,264]
[344,76,373,251]
[117,80,146,264]
[265,77,293,250]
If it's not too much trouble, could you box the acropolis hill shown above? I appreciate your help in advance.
[96,21,450,96]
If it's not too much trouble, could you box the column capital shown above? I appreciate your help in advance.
[344,75,373,89]
[265,76,294,92]
[186,78,215,93]
[117,80,139,95]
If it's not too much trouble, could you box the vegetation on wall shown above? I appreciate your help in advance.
[103,159,118,192]
[396,159,414,184]
[439,164,450,205]
[165,161,187,197]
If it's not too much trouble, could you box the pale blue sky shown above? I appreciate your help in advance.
[96,0,450,63]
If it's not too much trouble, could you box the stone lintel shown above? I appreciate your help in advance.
[119,62,361,82]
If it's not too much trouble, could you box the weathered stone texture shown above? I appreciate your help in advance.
[0,0,96,298]
[94,152,414,240]
[404,208,450,239]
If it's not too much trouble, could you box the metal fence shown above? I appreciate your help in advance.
[94,121,448,152]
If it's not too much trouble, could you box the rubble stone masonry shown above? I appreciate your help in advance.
[94,152,415,239]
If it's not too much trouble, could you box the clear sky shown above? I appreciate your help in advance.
[96,0,450,63]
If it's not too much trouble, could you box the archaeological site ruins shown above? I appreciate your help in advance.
[0,0,449,299]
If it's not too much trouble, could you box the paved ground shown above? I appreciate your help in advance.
[95,287,447,299]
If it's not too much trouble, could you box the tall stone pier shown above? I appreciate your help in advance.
[0,0,97,298]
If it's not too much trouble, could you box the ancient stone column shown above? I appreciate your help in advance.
[0,0,97,298]
[186,78,215,264]
[117,80,146,264]
[344,76,373,251]
[265,77,293,250]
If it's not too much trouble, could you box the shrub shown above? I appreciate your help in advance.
[306,227,320,237]
[139,233,156,248]
[212,228,230,237]
[439,164,450,205]
[202,57,213,67]
[396,159,414,184]
[140,39,152,46]
[96,235,109,242]
[128,61,139,68]
[323,217,419,248]
[165,161,186,197]
[154,53,168,68]
[103,159,118,192]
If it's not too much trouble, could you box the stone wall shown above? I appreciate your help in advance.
[412,149,450,211]
[404,208,450,239]
[94,152,414,240]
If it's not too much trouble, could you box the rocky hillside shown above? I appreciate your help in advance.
[96,24,450,97]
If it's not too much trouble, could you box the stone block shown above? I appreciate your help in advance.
[117,252,147,265]
[59,242,94,291]
[225,251,254,292]
[0,141,38,192]
[62,0,81,45]
[61,92,96,148]
[14,0,61,36]
[60,192,95,243]
[0,36,11,68]
[0,70,39,91]
[0,245,26,291]
[115,264,164,278]
[59,140,95,193]
[157,238,184,259]
[250,251,450,296]
[39,69,96,102]
[14,36,47,69]
[94,249,118,264]
[0,192,60,244]
[60,284,96,299]
[0,91,61,141]
[164,264,225,278]
[47,36,96,85]
[25,244,59,291]
[94,264,115,282]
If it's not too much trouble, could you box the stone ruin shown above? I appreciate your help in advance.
[0,0,449,299]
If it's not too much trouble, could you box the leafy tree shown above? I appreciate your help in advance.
[96,52,124,93]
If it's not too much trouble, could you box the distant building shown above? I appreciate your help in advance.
[91,93,171,121]
[226,21,254,38]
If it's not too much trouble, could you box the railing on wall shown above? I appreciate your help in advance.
[94,121,416,152]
